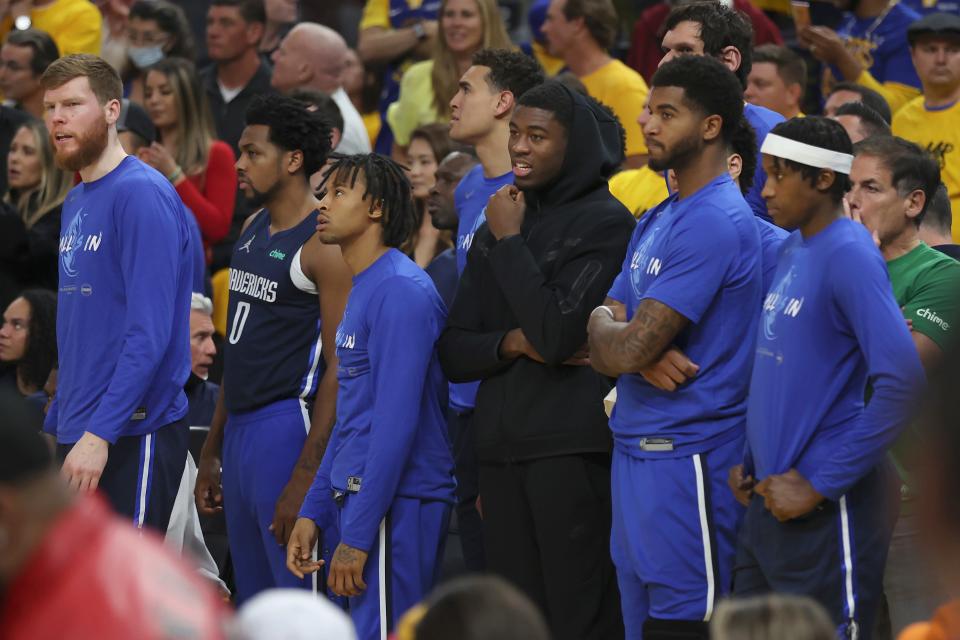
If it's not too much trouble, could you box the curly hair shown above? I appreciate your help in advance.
[321,153,417,248]
[730,116,757,195]
[16,290,56,392]
[663,3,755,87]
[245,93,334,177]
[651,55,745,146]
[471,48,545,101]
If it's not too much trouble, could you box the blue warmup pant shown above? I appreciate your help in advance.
[337,494,450,640]
[57,418,188,534]
[733,464,897,640]
[223,398,311,604]
[611,435,744,638]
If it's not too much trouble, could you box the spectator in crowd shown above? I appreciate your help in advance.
[424,149,477,307]
[201,0,272,156]
[659,2,785,221]
[356,0,439,153]
[0,0,102,57]
[589,57,762,639]
[745,44,806,120]
[445,48,544,574]
[920,183,960,258]
[847,136,960,635]
[832,100,891,143]
[0,101,29,197]
[0,29,59,119]
[711,594,837,640]
[411,575,551,640]
[231,589,357,640]
[387,0,511,154]
[260,0,297,59]
[402,123,456,268]
[269,22,370,154]
[823,81,893,122]
[896,347,960,640]
[186,292,218,427]
[0,395,229,640]
[0,289,56,401]
[625,0,782,85]
[521,0,565,77]
[440,80,632,639]
[124,0,195,104]
[733,117,924,638]
[541,0,648,169]
[0,120,71,293]
[140,57,237,257]
[342,47,382,149]
[95,0,135,73]
[893,13,960,243]
[799,0,921,114]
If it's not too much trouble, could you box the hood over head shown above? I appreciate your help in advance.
[520,82,625,210]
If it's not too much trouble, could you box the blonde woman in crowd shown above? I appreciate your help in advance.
[0,120,71,292]
[387,0,511,153]
[140,56,236,259]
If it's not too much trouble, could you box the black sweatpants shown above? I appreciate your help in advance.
[58,418,189,534]
[480,453,624,640]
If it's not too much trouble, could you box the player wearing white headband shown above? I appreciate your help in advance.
[730,116,926,639]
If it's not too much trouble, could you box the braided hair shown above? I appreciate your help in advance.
[321,153,418,248]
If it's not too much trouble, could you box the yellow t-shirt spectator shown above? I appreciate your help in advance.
[608,166,669,218]
[363,111,383,151]
[580,59,649,160]
[533,41,565,77]
[361,0,427,30]
[0,0,102,56]
[386,60,443,147]
[893,96,960,242]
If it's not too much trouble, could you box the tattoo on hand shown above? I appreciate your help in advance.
[334,544,362,566]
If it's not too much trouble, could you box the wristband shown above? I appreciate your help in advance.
[593,305,615,320]
[167,166,184,183]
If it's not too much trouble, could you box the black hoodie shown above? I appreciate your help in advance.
[438,86,636,463]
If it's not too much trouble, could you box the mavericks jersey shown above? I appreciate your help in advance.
[223,209,323,414]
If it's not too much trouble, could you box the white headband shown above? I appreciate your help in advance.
[760,133,853,174]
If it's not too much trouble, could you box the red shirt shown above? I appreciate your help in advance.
[0,494,229,640]
[175,140,237,255]
[626,0,784,84]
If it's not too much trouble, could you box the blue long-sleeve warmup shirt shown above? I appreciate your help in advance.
[44,156,193,444]
[299,249,455,552]
[746,218,925,499]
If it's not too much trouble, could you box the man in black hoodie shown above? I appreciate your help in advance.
[438,81,635,640]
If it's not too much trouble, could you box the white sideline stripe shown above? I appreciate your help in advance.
[136,433,153,530]
[840,495,858,639]
[693,454,715,621]
[379,518,387,640]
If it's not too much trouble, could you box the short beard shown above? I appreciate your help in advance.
[53,114,109,173]
[647,134,702,173]
[245,180,283,209]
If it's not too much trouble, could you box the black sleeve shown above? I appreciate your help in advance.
[486,208,634,365]
[437,247,513,383]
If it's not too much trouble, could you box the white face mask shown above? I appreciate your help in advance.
[128,45,165,70]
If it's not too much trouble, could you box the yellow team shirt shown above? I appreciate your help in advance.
[608,166,669,218]
[386,60,443,146]
[0,0,101,56]
[893,97,960,242]
[580,59,649,158]
[363,111,383,151]
[361,0,426,30]
[533,41,565,77]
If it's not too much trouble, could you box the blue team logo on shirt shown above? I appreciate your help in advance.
[59,208,88,278]
[762,265,798,340]
[457,206,488,253]
[629,226,660,298]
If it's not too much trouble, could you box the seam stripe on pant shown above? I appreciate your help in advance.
[693,453,716,621]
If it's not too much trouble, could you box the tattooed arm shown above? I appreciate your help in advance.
[588,297,689,377]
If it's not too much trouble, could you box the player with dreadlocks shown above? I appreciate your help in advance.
[287,153,456,640]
